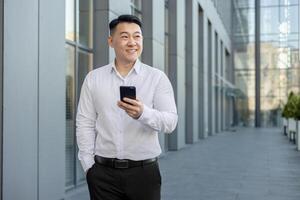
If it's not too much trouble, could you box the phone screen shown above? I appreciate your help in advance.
[120,86,136,102]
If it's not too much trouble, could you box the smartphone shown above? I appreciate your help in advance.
[120,86,136,103]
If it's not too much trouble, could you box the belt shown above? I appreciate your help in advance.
[94,155,157,169]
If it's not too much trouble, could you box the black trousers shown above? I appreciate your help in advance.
[86,161,161,200]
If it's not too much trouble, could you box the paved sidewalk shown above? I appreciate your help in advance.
[68,128,300,200]
[160,128,300,200]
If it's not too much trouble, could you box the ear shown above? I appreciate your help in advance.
[108,36,113,48]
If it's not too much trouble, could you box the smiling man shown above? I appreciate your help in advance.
[76,15,178,200]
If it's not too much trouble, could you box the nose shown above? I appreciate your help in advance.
[127,36,136,46]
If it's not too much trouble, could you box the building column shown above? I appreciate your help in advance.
[141,0,166,151]
[185,0,199,144]
[255,0,261,127]
[217,39,222,132]
[0,0,3,197]
[3,0,65,199]
[211,26,216,135]
[222,44,226,130]
[168,0,186,150]
[198,6,205,139]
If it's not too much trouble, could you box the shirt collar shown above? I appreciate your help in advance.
[110,59,141,75]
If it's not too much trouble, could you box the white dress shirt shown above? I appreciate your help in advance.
[76,59,178,172]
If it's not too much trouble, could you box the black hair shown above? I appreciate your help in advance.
[109,14,142,35]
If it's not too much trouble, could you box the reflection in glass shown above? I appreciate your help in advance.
[233,0,300,127]
[78,0,93,48]
[65,0,75,41]
[65,44,75,188]
[260,1,299,127]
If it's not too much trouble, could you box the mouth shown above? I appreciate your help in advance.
[126,49,138,54]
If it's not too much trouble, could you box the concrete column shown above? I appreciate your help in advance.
[214,33,220,133]
[202,13,209,138]
[168,0,186,150]
[0,0,3,197]
[3,0,39,199]
[198,6,205,139]
[211,26,216,135]
[207,21,213,136]
[217,39,222,132]
[221,43,228,131]
[185,0,199,144]
[38,0,65,199]
[3,0,65,199]
[141,0,166,151]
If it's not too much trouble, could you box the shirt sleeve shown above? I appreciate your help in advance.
[138,72,178,133]
[76,73,96,172]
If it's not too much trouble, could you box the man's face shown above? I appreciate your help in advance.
[108,22,143,64]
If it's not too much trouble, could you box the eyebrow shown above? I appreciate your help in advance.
[119,31,142,35]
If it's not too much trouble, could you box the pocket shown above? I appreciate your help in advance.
[154,162,162,185]
[86,164,95,179]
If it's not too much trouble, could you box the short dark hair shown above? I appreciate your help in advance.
[109,14,142,35]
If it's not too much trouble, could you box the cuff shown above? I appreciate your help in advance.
[80,155,95,172]
[137,104,152,122]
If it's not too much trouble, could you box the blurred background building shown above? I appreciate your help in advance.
[0,0,299,199]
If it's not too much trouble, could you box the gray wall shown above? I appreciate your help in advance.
[3,0,65,199]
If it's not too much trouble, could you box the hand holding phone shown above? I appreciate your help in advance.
[118,86,143,119]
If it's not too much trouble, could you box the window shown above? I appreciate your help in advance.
[130,0,142,19]
[65,0,93,190]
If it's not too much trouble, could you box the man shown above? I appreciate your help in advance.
[76,14,178,200]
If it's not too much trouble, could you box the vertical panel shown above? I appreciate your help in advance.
[3,0,38,199]
[38,0,65,199]
[202,13,209,138]
[218,40,222,131]
[191,0,199,142]
[220,41,225,130]
[207,21,213,136]
[168,0,186,150]
[185,0,194,143]
[214,32,219,133]
[93,0,109,67]
[0,0,3,198]
[198,5,205,139]
[255,0,261,127]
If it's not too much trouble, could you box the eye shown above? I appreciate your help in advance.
[121,35,128,39]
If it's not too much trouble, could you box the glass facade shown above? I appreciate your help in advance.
[260,0,299,126]
[65,0,93,190]
[233,0,256,127]
[233,0,300,127]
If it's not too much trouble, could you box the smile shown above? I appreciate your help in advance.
[126,49,137,53]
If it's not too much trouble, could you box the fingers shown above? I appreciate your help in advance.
[118,100,138,111]
[123,97,139,105]
[117,98,143,119]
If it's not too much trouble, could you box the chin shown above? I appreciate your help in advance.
[126,57,138,63]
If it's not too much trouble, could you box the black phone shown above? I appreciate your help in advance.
[120,86,136,103]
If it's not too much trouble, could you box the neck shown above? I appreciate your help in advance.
[115,59,137,77]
